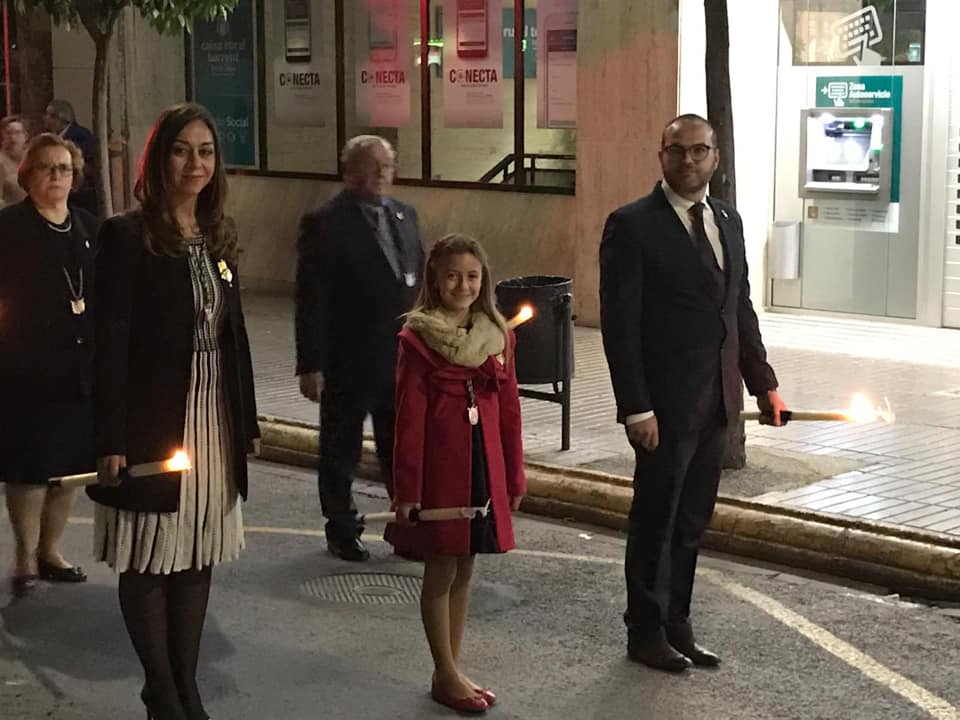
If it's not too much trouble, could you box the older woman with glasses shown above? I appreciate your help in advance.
[0,133,101,598]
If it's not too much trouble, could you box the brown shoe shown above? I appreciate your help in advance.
[627,628,693,673]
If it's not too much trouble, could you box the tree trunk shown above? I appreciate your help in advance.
[92,32,113,217]
[704,0,745,469]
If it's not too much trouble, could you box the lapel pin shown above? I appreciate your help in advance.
[85,240,90,248]
[396,210,405,221]
[720,209,729,219]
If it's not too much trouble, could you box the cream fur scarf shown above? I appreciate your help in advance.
[405,309,506,368]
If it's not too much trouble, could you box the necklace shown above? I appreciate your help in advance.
[44,213,72,233]
[62,266,85,315]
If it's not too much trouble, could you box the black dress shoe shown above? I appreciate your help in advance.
[627,629,693,673]
[38,561,87,583]
[666,623,721,667]
[327,537,370,562]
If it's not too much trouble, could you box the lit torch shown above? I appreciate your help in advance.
[507,304,534,330]
[47,451,192,489]
[741,394,895,425]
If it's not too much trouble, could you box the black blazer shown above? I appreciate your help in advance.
[0,199,100,402]
[295,190,425,387]
[599,182,778,432]
[91,212,259,501]
[63,123,98,215]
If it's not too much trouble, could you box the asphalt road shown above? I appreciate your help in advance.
[1,460,959,720]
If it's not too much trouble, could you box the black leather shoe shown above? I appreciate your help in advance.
[327,537,370,562]
[666,623,721,667]
[627,629,693,673]
[38,561,87,583]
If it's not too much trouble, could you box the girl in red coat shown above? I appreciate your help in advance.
[386,233,526,714]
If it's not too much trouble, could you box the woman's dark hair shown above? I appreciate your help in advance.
[134,103,237,262]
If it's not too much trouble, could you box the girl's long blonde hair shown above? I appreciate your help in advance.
[410,233,510,348]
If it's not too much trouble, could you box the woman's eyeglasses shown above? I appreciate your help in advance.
[35,163,76,178]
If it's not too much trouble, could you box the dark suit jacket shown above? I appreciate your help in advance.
[91,212,260,501]
[0,199,100,401]
[599,182,778,432]
[63,123,98,215]
[295,189,425,388]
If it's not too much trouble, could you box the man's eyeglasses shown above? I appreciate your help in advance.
[662,143,716,162]
[35,162,75,178]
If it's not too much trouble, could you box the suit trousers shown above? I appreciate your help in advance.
[318,380,395,542]
[624,413,728,643]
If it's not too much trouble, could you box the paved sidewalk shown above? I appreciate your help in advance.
[243,293,960,540]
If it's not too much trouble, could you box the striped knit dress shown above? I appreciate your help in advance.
[93,238,244,573]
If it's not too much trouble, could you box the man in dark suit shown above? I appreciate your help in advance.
[44,99,98,215]
[295,135,424,562]
[599,114,788,672]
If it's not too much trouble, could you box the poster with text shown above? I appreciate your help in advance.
[536,0,577,129]
[273,0,330,127]
[355,0,411,127]
[443,0,503,129]
[192,0,257,166]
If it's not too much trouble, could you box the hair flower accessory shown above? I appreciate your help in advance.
[217,259,233,286]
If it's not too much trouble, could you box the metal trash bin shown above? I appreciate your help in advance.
[495,275,574,450]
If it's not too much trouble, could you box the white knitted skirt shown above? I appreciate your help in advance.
[93,349,244,574]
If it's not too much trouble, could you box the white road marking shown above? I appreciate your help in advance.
[699,567,960,720]
[64,517,960,717]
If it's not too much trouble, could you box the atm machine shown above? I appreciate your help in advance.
[771,100,915,318]
[799,108,892,200]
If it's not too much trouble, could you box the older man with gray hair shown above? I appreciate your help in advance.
[295,135,425,561]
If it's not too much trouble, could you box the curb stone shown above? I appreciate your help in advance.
[257,415,960,600]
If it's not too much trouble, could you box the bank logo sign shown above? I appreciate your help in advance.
[819,79,893,108]
[833,6,882,65]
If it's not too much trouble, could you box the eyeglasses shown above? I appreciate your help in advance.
[35,162,75,177]
[662,143,717,162]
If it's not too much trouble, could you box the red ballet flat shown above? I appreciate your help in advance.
[431,684,489,714]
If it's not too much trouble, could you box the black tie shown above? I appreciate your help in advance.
[688,202,721,273]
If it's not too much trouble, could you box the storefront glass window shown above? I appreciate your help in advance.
[783,0,926,67]
[262,0,339,174]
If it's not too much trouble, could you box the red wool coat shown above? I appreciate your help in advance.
[384,326,526,557]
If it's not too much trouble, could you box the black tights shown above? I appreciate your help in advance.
[118,567,213,720]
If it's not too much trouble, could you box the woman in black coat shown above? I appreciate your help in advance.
[89,103,259,720]
[0,134,100,597]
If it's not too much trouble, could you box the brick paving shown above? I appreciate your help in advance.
[243,293,960,539]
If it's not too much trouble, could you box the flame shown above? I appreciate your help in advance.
[844,394,895,423]
[163,451,191,472]
[507,305,534,329]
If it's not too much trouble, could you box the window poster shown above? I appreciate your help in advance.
[355,0,412,127]
[536,0,577,129]
[273,0,330,127]
[192,0,257,166]
[443,0,503,129]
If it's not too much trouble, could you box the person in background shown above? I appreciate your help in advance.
[44,99,97,215]
[0,115,29,207]
[90,103,259,720]
[0,133,99,598]
[387,234,526,715]
[295,135,425,562]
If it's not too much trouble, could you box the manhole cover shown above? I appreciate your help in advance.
[301,573,422,605]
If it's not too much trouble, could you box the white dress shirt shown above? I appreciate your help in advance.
[624,180,725,427]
